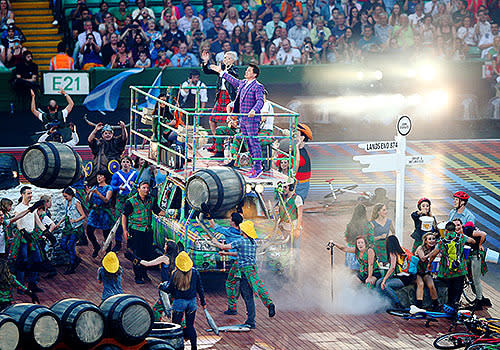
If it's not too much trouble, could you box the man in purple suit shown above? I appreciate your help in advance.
[209,63,265,178]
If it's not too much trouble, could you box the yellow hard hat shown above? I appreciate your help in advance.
[102,252,120,274]
[175,251,193,272]
[240,220,257,239]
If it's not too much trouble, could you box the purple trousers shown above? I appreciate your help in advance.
[241,116,261,170]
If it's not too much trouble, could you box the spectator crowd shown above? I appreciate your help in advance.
[41,0,500,70]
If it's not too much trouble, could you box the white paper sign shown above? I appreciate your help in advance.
[43,72,89,95]
[358,141,398,152]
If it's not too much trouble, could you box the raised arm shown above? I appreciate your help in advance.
[61,88,74,114]
[30,89,42,120]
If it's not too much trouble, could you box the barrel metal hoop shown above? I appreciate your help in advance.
[20,143,50,182]
[59,300,88,326]
[44,142,62,185]
[71,153,82,185]
[233,169,245,204]
[202,169,224,211]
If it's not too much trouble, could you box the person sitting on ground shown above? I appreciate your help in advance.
[332,236,382,286]
[30,88,74,131]
[376,235,416,309]
[161,252,206,350]
[453,219,490,310]
[428,221,476,311]
[343,203,374,271]
[414,232,440,310]
[410,198,437,252]
[98,251,123,301]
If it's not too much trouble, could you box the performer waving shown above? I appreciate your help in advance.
[209,63,265,178]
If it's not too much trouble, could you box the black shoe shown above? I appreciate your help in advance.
[268,303,276,318]
[480,297,492,307]
[244,323,256,329]
[211,152,224,158]
[112,242,122,252]
[29,284,44,293]
[63,266,76,275]
[73,257,82,269]
[223,309,237,315]
[92,245,100,258]
[135,278,145,285]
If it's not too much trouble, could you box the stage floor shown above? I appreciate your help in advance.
[3,139,500,349]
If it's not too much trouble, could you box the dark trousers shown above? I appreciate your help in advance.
[127,228,153,280]
[86,225,111,250]
[445,275,465,308]
[172,309,197,350]
[240,276,255,327]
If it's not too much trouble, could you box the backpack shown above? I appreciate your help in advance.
[443,237,463,272]
[397,248,419,275]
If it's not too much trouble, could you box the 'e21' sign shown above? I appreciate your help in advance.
[43,72,89,95]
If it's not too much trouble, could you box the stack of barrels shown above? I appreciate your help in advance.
[0,294,183,350]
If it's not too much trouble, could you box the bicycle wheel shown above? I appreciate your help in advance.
[434,332,478,349]
[386,309,411,318]
[466,343,500,350]
[462,275,476,305]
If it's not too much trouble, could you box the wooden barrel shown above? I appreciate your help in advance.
[140,337,176,350]
[100,294,154,345]
[148,322,183,350]
[186,167,245,215]
[3,303,61,350]
[51,298,105,348]
[0,313,20,350]
[0,153,19,190]
[20,141,82,189]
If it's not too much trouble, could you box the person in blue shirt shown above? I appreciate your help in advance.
[110,156,138,252]
[98,252,123,301]
[171,42,200,67]
[208,212,243,315]
[449,191,475,225]
[258,0,280,24]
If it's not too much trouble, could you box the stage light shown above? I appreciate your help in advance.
[254,184,264,194]
[407,69,417,78]
[426,90,449,107]
[419,64,437,81]
[12,171,17,178]
[374,70,383,80]
[356,71,364,80]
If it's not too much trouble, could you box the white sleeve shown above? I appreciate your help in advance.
[61,108,68,122]
[200,83,208,102]
[295,195,303,207]
[42,215,54,227]
[65,132,79,147]
[38,132,49,143]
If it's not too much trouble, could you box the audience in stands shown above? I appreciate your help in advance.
[28,0,500,70]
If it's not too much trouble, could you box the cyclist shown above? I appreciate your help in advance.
[452,219,491,310]
[429,221,476,310]
[332,236,382,287]
[449,191,475,225]
[414,232,440,311]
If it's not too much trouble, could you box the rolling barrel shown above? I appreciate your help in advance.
[20,141,82,189]
[149,322,184,350]
[0,314,20,350]
[2,303,61,350]
[100,294,154,345]
[51,298,105,348]
[186,167,245,215]
[140,337,176,350]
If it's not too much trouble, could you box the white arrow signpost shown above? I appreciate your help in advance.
[353,116,434,241]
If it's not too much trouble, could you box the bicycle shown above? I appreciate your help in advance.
[433,316,500,349]
[466,344,500,350]
[303,178,368,214]
[387,304,472,328]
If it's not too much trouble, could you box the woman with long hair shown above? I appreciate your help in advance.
[260,41,277,65]
[249,19,267,55]
[376,235,416,308]
[111,41,134,68]
[437,15,456,44]
[389,3,401,26]
[86,170,114,258]
[231,25,247,53]
[343,204,374,270]
[0,0,13,31]
[414,232,440,310]
[59,187,86,274]
[223,7,243,36]
[162,251,206,350]
[348,5,360,27]
[370,203,395,264]
[333,236,382,286]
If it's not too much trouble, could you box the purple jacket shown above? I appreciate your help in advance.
[222,72,265,115]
